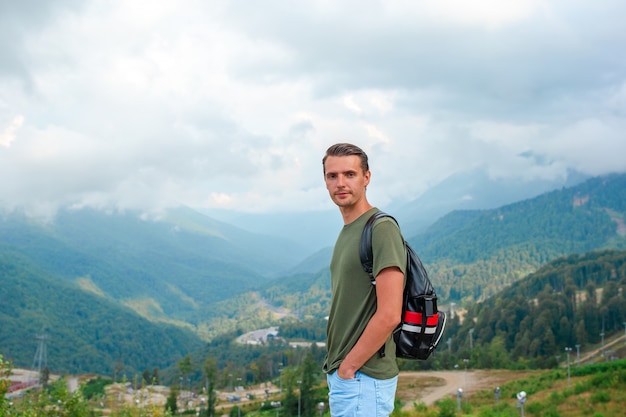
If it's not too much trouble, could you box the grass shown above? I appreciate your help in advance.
[430,359,626,417]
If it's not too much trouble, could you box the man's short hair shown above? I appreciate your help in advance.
[323,143,369,174]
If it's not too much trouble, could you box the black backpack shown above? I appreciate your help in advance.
[360,211,446,360]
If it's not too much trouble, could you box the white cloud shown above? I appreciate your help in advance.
[0,0,625,217]
[469,121,545,150]
[547,117,626,176]
[0,115,23,147]
[342,95,362,114]
[383,0,546,29]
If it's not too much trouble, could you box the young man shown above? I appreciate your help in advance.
[322,143,406,417]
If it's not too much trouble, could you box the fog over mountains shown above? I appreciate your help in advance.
[203,167,591,252]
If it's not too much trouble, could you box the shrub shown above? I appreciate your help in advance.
[573,381,588,395]
[435,398,456,417]
[82,376,112,400]
[548,390,564,405]
[590,390,610,404]
[526,402,543,415]
[542,403,562,417]
[413,401,428,412]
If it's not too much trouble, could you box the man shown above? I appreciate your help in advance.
[322,143,406,417]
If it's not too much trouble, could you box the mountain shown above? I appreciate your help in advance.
[393,166,590,237]
[1,172,624,377]
[281,246,333,276]
[407,173,626,303]
[278,173,626,286]
[389,248,626,372]
[0,250,205,376]
[200,208,343,253]
[203,167,589,252]
[440,248,626,369]
[235,173,626,331]
[0,206,318,375]
[0,206,314,327]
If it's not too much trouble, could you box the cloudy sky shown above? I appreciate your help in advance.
[1,0,625,219]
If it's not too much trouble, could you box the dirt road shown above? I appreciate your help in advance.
[397,370,471,409]
[397,370,527,410]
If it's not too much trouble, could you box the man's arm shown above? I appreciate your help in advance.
[337,266,404,379]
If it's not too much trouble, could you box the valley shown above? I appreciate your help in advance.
[1,172,625,381]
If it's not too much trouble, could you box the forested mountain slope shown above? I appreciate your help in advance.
[0,207,309,322]
[410,173,626,303]
[434,249,626,369]
[0,251,204,376]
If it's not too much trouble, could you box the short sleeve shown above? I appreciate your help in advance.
[371,217,407,279]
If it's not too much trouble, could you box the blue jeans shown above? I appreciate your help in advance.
[327,371,398,417]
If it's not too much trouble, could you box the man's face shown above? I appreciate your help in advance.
[324,155,370,208]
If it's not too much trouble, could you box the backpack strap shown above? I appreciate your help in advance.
[359,211,401,358]
[359,211,399,285]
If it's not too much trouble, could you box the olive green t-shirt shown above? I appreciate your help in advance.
[323,208,406,379]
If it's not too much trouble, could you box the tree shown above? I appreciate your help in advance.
[142,369,151,385]
[299,353,320,417]
[152,367,160,385]
[178,354,194,377]
[203,355,219,417]
[281,366,300,417]
[486,336,509,369]
[0,355,12,411]
[229,405,245,417]
[166,385,178,415]
[113,358,124,382]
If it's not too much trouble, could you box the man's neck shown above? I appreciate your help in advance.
[339,202,373,225]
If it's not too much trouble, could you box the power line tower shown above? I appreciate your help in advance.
[32,334,49,385]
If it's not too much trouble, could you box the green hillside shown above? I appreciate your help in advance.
[439,360,626,417]
[0,207,309,322]
[0,251,204,376]
[256,248,626,375]
[415,249,626,372]
[410,173,626,303]
[0,206,317,376]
